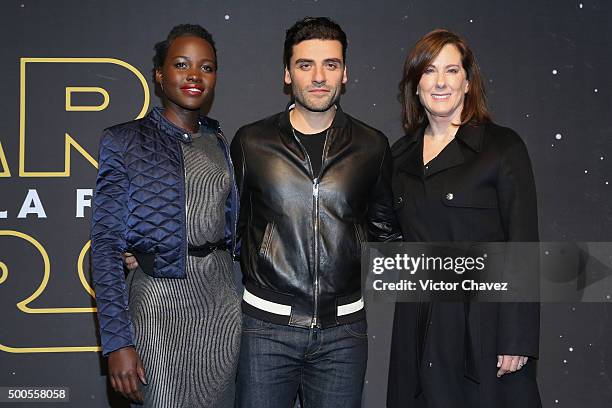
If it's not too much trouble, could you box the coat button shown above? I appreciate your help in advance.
[445,193,454,200]
[395,196,403,205]
[183,133,189,140]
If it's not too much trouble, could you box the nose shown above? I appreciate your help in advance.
[435,71,446,89]
[312,64,326,85]
[187,68,202,83]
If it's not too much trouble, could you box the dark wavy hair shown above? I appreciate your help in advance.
[283,17,347,68]
[153,24,217,71]
[399,29,490,132]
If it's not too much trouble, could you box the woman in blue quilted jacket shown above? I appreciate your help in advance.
[91,24,240,407]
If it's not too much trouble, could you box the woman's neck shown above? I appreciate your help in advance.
[162,104,200,134]
[425,109,462,141]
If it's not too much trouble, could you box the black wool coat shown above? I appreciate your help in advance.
[387,122,541,408]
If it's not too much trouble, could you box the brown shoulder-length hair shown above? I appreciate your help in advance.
[399,29,491,132]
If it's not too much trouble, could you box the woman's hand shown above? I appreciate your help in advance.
[123,252,139,270]
[496,355,528,377]
[108,346,147,403]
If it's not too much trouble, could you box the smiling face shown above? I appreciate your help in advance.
[417,43,469,122]
[155,35,217,113]
[284,39,347,113]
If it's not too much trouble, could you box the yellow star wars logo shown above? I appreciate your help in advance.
[0,57,150,353]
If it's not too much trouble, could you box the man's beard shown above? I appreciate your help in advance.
[292,85,341,113]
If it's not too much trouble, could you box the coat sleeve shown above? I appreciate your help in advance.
[366,138,403,242]
[495,131,540,358]
[91,129,134,356]
[230,130,250,257]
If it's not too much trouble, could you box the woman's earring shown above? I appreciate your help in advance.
[160,82,164,92]
[415,89,419,95]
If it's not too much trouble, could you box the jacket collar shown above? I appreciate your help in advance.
[455,122,485,153]
[394,122,486,178]
[147,107,220,143]
[278,103,348,136]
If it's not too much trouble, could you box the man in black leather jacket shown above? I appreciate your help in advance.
[232,17,401,408]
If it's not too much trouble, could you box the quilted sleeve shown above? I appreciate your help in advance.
[91,129,134,356]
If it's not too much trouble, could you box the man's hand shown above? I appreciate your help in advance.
[497,355,528,377]
[108,346,147,403]
[123,252,139,271]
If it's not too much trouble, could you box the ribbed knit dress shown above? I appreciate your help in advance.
[127,130,241,407]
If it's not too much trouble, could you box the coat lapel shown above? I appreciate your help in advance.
[455,122,485,153]
[424,123,487,178]
[424,138,465,178]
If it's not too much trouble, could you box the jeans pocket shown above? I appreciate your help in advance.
[341,319,368,339]
[241,314,273,334]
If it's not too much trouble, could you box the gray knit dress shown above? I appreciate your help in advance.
[127,130,241,407]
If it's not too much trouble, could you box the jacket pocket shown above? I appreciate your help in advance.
[354,223,366,243]
[441,187,498,209]
[353,223,367,256]
[258,221,276,260]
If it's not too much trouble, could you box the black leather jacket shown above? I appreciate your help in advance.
[230,106,401,328]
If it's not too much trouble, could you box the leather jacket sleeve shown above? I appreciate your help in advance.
[91,129,135,356]
[230,130,250,256]
[495,131,540,359]
[367,140,403,242]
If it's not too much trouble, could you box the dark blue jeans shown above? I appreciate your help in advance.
[236,314,368,408]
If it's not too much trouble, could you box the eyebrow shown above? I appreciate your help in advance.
[427,63,461,69]
[171,55,216,64]
[294,58,343,64]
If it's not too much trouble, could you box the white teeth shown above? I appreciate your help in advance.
[432,94,450,99]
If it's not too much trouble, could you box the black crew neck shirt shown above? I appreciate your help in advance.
[293,128,328,178]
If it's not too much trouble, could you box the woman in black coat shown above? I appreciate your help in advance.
[386,29,541,408]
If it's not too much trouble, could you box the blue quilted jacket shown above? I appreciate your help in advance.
[91,107,239,356]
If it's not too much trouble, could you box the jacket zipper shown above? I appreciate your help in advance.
[178,139,189,273]
[292,128,330,328]
[312,178,319,328]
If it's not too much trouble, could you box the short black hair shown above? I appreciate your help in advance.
[153,24,217,70]
[283,17,347,69]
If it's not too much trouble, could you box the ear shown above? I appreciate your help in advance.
[284,67,292,85]
[155,68,163,86]
[342,66,348,84]
[464,80,469,94]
